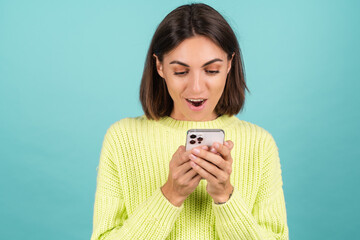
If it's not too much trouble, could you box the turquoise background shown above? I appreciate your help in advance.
[1,0,359,239]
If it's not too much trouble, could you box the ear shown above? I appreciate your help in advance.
[153,54,164,78]
[227,52,235,74]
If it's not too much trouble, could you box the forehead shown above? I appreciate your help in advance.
[163,35,227,66]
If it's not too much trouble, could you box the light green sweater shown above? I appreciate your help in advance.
[91,115,289,239]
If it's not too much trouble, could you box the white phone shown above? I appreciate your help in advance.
[185,129,225,151]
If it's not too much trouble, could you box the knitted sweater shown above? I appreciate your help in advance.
[91,115,289,240]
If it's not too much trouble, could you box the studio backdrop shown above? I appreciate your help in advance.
[1,0,359,239]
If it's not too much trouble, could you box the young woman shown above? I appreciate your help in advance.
[91,3,289,239]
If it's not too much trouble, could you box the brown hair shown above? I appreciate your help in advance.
[139,3,250,120]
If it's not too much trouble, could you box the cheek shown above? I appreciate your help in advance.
[164,77,185,98]
[208,73,227,93]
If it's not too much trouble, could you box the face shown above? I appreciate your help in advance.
[155,35,234,121]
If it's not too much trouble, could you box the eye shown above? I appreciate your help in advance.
[174,71,189,76]
[205,70,220,75]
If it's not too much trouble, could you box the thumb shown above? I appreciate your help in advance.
[178,145,186,153]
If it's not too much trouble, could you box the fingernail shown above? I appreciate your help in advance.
[210,147,217,153]
[214,143,220,149]
[189,154,197,160]
[224,141,229,147]
[201,146,208,150]
[192,148,200,154]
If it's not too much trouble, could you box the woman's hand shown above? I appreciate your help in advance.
[189,140,234,203]
[161,145,208,207]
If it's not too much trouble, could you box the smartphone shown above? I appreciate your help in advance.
[185,129,225,151]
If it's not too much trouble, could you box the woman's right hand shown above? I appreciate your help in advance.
[161,145,207,207]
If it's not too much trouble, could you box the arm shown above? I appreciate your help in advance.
[90,125,183,240]
[212,134,289,240]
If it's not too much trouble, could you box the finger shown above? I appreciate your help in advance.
[176,168,199,187]
[176,145,185,158]
[213,142,232,161]
[200,145,209,151]
[209,146,219,155]
[191,148,225,170]
[174,146,192,166]
[173,161,193,179]
[189,160,217,184]
[189,154,225,178]
[189,173,202,187]
[187,145,209,153]
[207,142,233,154]
[224,140,234,150]
[181,146,208,164]
[182,167,199,181]
[191,157,230,183]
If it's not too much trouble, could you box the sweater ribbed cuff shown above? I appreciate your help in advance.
[212,187,252,223]
[110,188,184,239]
[148,188,184,224]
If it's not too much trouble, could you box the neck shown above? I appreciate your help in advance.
[169,112,219,122]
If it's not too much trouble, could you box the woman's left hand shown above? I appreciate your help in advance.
[189,140,234,203]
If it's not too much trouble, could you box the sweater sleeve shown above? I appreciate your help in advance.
[212,133,289,240]
[90,125,183,240]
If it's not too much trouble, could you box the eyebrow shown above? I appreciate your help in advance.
[169,58,223,68]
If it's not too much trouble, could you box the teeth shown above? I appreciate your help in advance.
[187,98,205,102]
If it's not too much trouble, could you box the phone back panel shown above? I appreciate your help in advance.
[185,129,225,151]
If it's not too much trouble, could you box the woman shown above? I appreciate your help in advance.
[91,3,289,240]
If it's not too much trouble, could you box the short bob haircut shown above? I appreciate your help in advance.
[140,3,250,120]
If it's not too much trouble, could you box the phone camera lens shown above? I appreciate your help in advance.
[190,134,196,139]
[197,137,203,141]
[190,140,196,144]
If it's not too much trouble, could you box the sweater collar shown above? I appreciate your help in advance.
[152,114,238,131]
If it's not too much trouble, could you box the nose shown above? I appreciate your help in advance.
[188,71,204,94]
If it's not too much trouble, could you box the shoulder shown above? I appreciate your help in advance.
[110,115,148,130]
[231,117,273,137]
[102,115,149,140]
[229,117,278,149]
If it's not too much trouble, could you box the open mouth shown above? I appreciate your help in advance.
[186,98,207,107]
